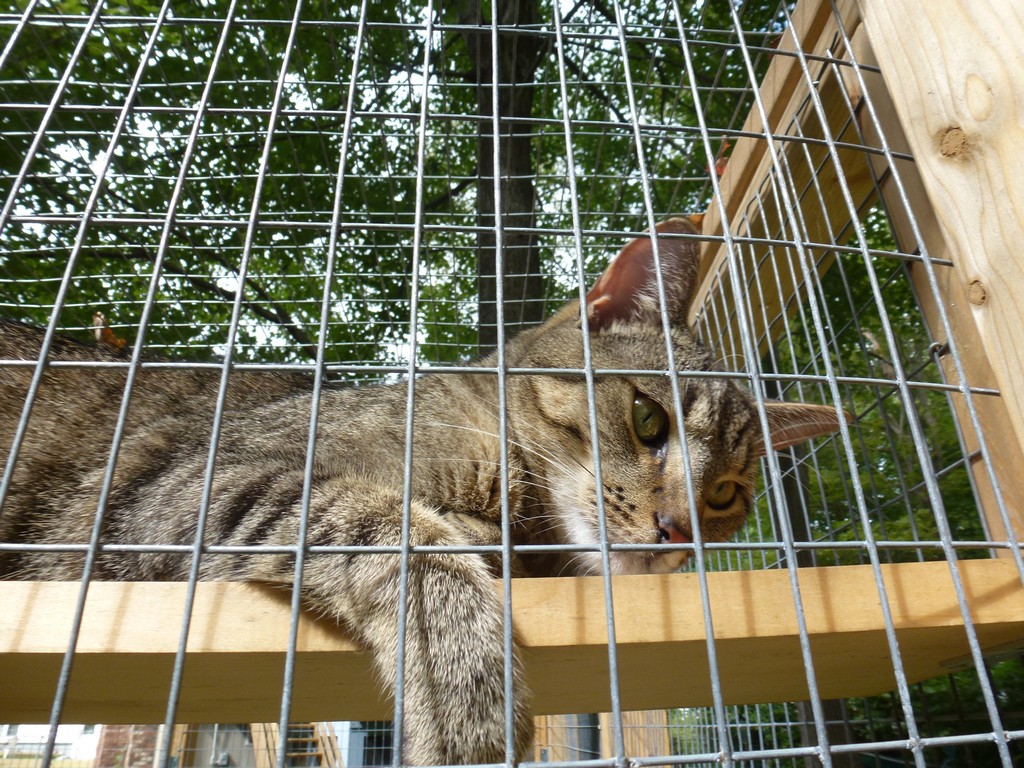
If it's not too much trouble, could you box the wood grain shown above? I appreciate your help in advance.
[859,0,1024,463]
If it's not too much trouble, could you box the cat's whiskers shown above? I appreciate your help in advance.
[449,455,555,488]
[418,419,590,484]
[437,389,597,481]
[515,513,569,539]
[710,350,747,373]
[413,455,557,495]
[557,553,595,577]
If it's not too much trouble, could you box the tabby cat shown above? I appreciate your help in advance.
[0,218,844,764]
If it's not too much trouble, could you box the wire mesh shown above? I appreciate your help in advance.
[1,1,1022,768]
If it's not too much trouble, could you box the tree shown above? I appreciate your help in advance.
[0,0,782,366]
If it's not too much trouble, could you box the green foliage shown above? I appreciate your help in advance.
[0,0,786,365]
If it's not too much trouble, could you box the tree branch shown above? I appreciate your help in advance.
[83,246,320,361]
[424,174,476,212]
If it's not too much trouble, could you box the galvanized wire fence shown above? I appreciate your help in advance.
[0,0,1021,767]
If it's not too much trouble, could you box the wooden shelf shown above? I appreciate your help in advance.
[3,560,1023,723]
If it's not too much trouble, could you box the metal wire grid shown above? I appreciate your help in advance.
[0,1,1022,768]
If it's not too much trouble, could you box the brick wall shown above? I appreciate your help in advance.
[94,725,161,768]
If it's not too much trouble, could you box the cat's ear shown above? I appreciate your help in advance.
[585,217,701,333]
[755,401,851,456]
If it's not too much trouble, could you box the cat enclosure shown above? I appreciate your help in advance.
[1,0,1023,766]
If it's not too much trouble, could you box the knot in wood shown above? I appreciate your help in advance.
[939,126,969,158]
[967,279,987,305]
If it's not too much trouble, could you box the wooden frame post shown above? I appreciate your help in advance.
[841,20,1024,549]
[858,0,1024,497]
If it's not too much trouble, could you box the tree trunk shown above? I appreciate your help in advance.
[455,0,545,354]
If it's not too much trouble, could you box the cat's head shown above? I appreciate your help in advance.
[506,218,847,575]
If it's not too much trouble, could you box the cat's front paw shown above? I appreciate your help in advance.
[294,490,533,765]
[396,562,534,765]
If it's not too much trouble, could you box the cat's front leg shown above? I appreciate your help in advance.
[231,477,533,766]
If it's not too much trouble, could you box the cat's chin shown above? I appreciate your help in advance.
[570,550,690,575]
[614,550,690,575]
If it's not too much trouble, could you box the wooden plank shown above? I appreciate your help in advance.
[843,26,1024,548]
[695,0,861,289]
[598,710,671,759]
[690,0,871,367]
[858,0,1024,469]
[3,561,1023,722]
[251,725,279,768]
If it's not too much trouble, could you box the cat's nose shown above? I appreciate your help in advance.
[656,517,692,545]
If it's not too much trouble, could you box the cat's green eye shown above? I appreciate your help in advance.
[705,480,738,510]
[632,394,669,445]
